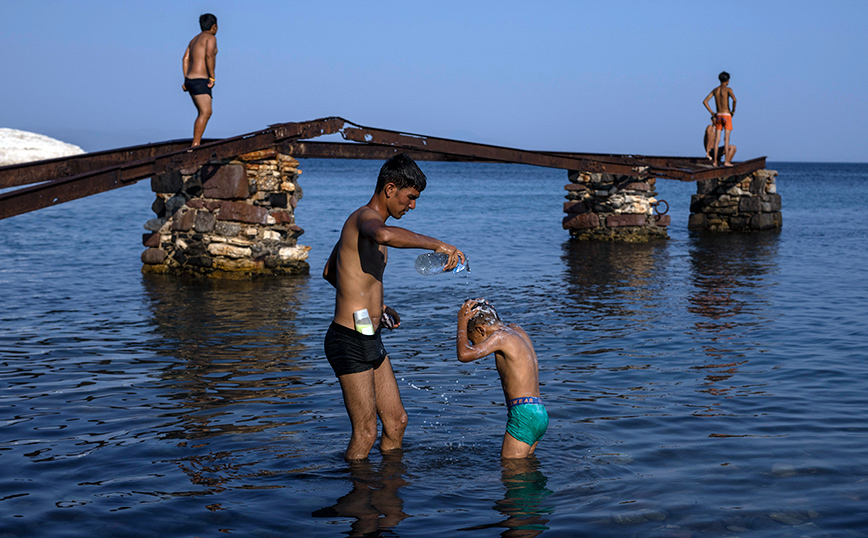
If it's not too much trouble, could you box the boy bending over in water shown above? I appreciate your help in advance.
[456,299,548,458]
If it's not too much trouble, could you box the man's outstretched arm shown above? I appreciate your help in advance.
[359,214,465,268]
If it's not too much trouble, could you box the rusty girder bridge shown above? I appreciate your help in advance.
[0,117,766,221]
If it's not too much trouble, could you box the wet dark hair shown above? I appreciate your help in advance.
[375,153,427,194]
[468,301,500,334]
[719,71,730,83]
[199,13,217,31]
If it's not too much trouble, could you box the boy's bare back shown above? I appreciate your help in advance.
[709,84,735,115]
[457,299,548,457]
[456,300,540,402]
[491,323,540,402]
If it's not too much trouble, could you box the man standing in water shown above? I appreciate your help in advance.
[323,154,465,461]
[703,71,737,166]
[182,13,218,146]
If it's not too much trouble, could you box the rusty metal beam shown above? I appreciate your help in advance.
[678,157,767,181]
[337,121,648,176]
[0,139,220,189]
[0,116,770,221]
[280,141,498,163]
[0,118,348,220]
[550,152,766,181]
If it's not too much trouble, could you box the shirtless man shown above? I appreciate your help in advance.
[323,153,465,461]
[182,13,218,146]
[703,71,737,166]
[457,299,547,459]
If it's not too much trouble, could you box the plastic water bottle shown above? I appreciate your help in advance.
[353,308,374,335]
[415,252,470,276]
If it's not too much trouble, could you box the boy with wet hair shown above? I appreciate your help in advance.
[457,299,548,458]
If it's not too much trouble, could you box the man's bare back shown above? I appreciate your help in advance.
[184,31,217,80]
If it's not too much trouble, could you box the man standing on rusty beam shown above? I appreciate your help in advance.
[703,71,737,167]
[182,13,218,146]
[323,153,466,461]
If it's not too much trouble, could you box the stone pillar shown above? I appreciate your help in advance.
[688,169,782,232]
[562,171,670,242]
[141,148,310,278]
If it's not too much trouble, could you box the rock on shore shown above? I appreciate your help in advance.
[0,128,84,166]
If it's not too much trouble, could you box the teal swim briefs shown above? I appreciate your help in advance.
[506,396,548,446]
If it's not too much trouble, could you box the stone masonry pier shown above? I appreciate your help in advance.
[562,170,670,242]
[689,169,782,232]
[563,166,781,241]
[141,148,310,278]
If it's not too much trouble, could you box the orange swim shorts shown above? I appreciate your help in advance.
[714,113,733,131]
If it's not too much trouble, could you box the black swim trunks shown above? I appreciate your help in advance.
[184,77,212,97]
[324,322,387,377]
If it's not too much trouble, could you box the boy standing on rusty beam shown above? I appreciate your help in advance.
[323,153,465,461]
[182,13,218,147]
[703,71,738,167]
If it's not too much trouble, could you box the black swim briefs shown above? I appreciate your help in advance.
[184,77,212,97]
[324,322,387,377]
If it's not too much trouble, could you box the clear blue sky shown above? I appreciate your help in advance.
[2,1,866,162]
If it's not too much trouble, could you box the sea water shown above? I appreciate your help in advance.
[1,160,868,536]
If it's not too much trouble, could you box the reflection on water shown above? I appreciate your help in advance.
[460,457,553,538]
[312,452,408,536]
[560,240,668,325]
[142,275,322,495]
[142,275,312,441]
[687,232,780,329]
[4,163,868,537]
[686,233,779,417]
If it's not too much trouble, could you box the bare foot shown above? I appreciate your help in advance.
[724,162,734,167]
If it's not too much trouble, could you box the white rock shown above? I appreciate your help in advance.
[279,245,311,261]
[0,128,84,166]
[208,243,251,259]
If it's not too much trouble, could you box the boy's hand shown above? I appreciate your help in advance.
[458,298,486,322]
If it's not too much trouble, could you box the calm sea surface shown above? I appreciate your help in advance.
[2,160,867,537]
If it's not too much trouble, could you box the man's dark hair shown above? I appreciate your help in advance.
[375,153,427,194]
[719,71,730,83]
[199,13,217,31]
